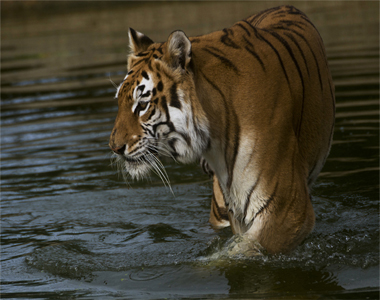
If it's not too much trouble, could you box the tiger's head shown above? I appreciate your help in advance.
[109,28,209,180]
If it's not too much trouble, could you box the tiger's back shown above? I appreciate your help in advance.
[191,5,334,188]
[109,5,335,254]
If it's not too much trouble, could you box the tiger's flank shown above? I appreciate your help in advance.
[109,5,335,254]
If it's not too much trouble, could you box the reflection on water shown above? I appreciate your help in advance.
[1,1,379,299]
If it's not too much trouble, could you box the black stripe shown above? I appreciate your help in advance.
[221,28,240,49]
[137,85,145,93]
[168,138,177,152]
[206,46,226,55]
[157,81,163,92]
[161,95,170,119]
[300,15,318,32]
[237,22,251,36]
[148,61,153,71]
[142,124,154,137]
[180,132,191,146]
[300,16,327,62]
[211,194,222,222]
[170,83,181,109]
[256,29,290,85]
[131,58,147,68]
[226,111,240,190]
[280,27,323,91]
[190,38,201,43]
[254,181,279,219]
[250,6,282,26]
[243,176,261,221]
[199,70,231,187]
[249,6,274,23]
[242,20,261,40]
[201,159,213,176]
[203,48,239,74]
[328,79,335,111]
[211,195,222,222]
[212,193,229,221]
[198,71,228,104]
[141,90,151,98]
[136,52,149,57]
[157,45,163,55]
[218,180,229,207]
[285,5,307,17]
[129,28,153,51]
[152,121,174,135]
[149,109,162,124]
[147,107,156,120]
[141,71,149,80]
[197,70,240,190]
[272,10,287,18]
[278,19,304,30]
[262,28,305,137]
[242,36,265,72]
[282,31,310,77]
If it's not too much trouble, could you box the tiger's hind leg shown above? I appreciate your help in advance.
[209,176,230,228]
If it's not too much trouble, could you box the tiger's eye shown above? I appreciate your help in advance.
[135,101,149,116]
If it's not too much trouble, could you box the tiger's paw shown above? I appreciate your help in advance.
[224,235,265,258]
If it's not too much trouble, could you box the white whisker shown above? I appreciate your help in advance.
[145,139,178,163]
[110,152,132,188]
[147,144,178,163]
[145,151,174,196]
[108,74,118,90]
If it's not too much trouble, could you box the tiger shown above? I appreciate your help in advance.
[109,5,335,254]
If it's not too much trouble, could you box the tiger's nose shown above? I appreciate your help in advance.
[110,144,126,155]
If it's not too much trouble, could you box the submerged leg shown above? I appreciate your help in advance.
[209,176,230,228]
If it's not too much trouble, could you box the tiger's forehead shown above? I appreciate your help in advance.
[115,69,152,101]
[115,45,164,101]
[115,69,156,103]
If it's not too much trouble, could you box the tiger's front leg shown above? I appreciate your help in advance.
[200,158,230,228]
[209,176,230,228]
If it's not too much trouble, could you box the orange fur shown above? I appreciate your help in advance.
[109,5,335,254]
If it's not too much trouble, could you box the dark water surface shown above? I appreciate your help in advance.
[1,2,379,299]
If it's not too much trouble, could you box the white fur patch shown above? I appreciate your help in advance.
[229,134,266,223]
[132,73,154,116]
[115,74,129,99]
[115,83,123,99]
[166,88,209,163]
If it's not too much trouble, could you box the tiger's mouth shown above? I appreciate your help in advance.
[112,146,170,183]
[121,148,159,164]
[110,143,173,193]
[123,154,147,163]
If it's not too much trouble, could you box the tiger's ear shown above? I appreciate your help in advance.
[128,28,154,54]
[165,30,192,71]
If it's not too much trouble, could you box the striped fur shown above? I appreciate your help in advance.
[109,5,335,254]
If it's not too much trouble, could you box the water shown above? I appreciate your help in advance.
[1,2,379,299]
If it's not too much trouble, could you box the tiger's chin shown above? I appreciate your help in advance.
[124,161,152,180]
[112,154,152,181]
